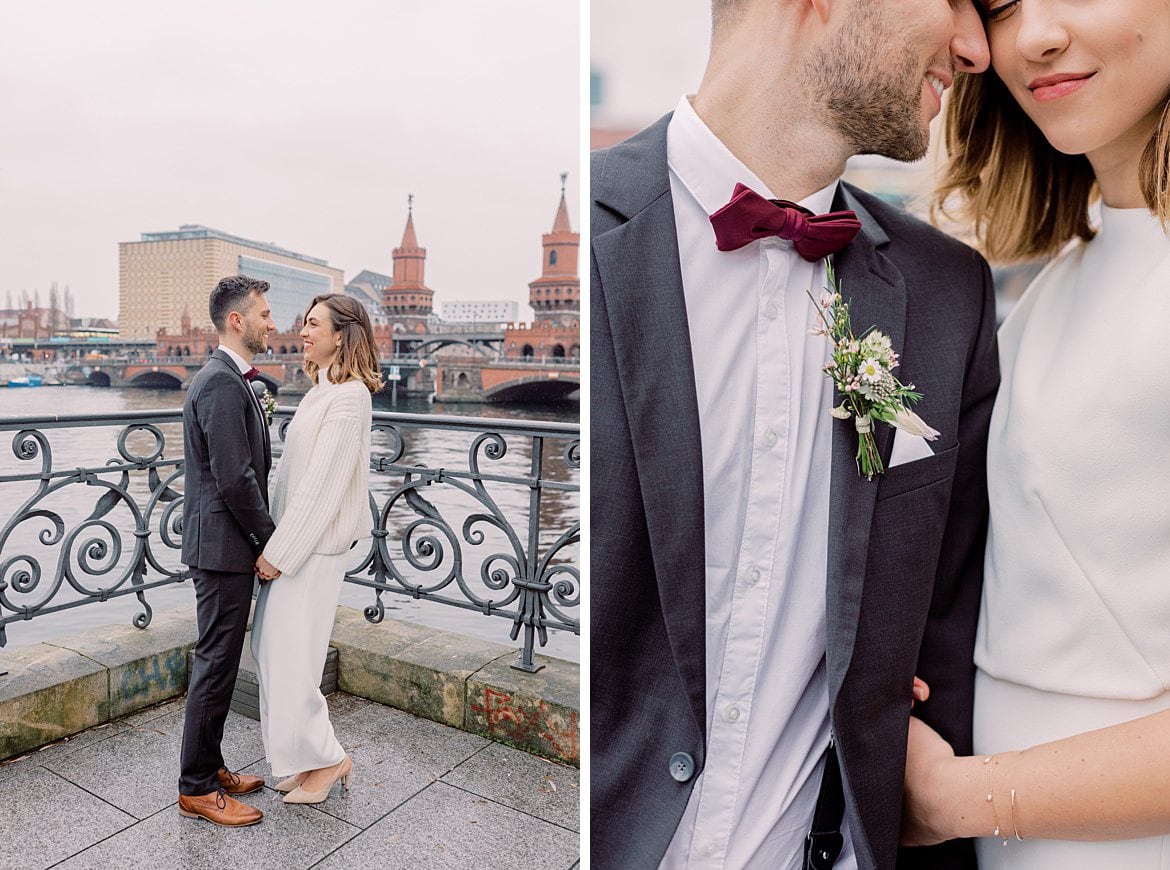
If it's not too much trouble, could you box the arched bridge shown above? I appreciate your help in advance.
[64,356,437,396]
[436,359,580,404]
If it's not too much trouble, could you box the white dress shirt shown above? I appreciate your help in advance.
[219,344,254,376]
[219,344,266,422]
[659,95,856,870]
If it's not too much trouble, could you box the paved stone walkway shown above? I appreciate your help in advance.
[0,693,579,869]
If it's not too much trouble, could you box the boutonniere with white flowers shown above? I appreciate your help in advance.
[260,388,277,425]
[807,262,939,480]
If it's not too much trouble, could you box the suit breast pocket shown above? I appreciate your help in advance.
[875,442,959,502]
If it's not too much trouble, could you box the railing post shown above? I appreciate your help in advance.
[512,434,546,673]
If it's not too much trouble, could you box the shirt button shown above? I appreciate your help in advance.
[746,567,761,586]
[765,302,779,320]
[764,428,778,447]
[726,705,741,722]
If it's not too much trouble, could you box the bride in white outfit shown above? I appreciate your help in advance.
[899,0,1170,866]
[251,293,380,804]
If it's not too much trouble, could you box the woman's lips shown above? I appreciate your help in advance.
[1028,72,1095,102]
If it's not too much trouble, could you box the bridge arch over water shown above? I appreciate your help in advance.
[483,375,580,403]
[128,370,184,390]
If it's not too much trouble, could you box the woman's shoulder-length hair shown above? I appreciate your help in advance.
[302,294,383,394]
[934,70,1170,263]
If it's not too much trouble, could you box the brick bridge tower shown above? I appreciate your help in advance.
[383,195,434,330]
[504,175,581,360]
[527,173,579,328]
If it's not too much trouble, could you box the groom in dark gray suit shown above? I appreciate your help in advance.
[177,275,278,826]
[592,1,998,868]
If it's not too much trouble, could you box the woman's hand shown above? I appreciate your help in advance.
[901,716,967,846]
[256,553,281,582]
[912,676,929,706]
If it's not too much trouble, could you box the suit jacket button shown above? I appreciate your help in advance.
[669,752,695,782]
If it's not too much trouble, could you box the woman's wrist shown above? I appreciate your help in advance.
[924,753,995,841]
[950,752,1024,841]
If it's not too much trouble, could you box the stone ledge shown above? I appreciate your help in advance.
[47,605,197,720]
[330,608,513,729]
[0,642,109,759]
[0,604,579,766]
[327,607,580,764]
[466,653,580,765]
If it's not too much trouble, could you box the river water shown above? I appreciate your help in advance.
[0,385,579,662]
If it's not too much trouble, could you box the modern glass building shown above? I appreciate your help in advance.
[239,256,333,332]
[119,224,344,338]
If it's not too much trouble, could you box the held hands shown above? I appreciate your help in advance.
[255,554,281,583]
[901,716,961,847]
[911,676,929,707]
[901,676,988,848]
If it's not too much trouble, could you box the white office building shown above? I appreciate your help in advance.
[440,300,519,324]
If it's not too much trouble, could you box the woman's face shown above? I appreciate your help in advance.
[300,302,341,372]
[986,0,1170,166]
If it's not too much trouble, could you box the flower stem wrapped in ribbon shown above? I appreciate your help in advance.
[807,262,938,480]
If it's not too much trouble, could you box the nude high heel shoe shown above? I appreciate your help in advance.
[273,772,308,793]
[282,755,352,804]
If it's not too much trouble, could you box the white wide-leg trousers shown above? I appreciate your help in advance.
[251,550,347,778]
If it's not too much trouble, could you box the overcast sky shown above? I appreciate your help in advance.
[1,1,580,321]
[590,0,710,129]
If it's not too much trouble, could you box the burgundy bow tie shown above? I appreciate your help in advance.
[710,183,862,262]
[243,367,260,381]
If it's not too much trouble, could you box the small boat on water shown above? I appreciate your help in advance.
[8,375,44,387]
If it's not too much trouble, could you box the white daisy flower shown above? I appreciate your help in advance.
[859,357,883,384]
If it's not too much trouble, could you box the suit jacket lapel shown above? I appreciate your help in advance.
[593,116,709,738]
[824,185,908,706]
[211,348,269,465]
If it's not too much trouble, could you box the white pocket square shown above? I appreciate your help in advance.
[889,427,936,467]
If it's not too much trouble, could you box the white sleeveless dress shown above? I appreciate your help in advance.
[974,205,1170,868]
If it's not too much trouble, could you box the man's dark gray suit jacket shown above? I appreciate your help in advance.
[590,115,999,870]
[181,349,274,572]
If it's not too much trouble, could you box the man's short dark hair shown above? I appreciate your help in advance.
[208,275,270,332]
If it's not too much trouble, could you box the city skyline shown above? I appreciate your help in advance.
[1,1,579,321]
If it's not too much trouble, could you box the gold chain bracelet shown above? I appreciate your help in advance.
[983,756,1009,846]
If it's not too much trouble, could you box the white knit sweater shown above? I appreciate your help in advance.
[263,374,371,576]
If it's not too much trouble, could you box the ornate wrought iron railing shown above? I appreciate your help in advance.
[0,409,578,671]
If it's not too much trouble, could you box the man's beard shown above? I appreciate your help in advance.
[242,323,267,355]
[803,21,932,162]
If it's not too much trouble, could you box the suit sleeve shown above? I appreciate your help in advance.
[899,257,999,868]
[198,370,276,553]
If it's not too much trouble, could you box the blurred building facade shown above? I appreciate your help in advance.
[118,224,344,338]
[440,300,519,324]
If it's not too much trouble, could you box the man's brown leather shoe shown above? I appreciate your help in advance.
[178,789,263,827]
[217,767,264,795]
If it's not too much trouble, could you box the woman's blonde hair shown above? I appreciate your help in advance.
[935,69,1170,263]
[302,294,383,394]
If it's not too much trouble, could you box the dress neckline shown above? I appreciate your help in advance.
[1095,203,1169,258]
